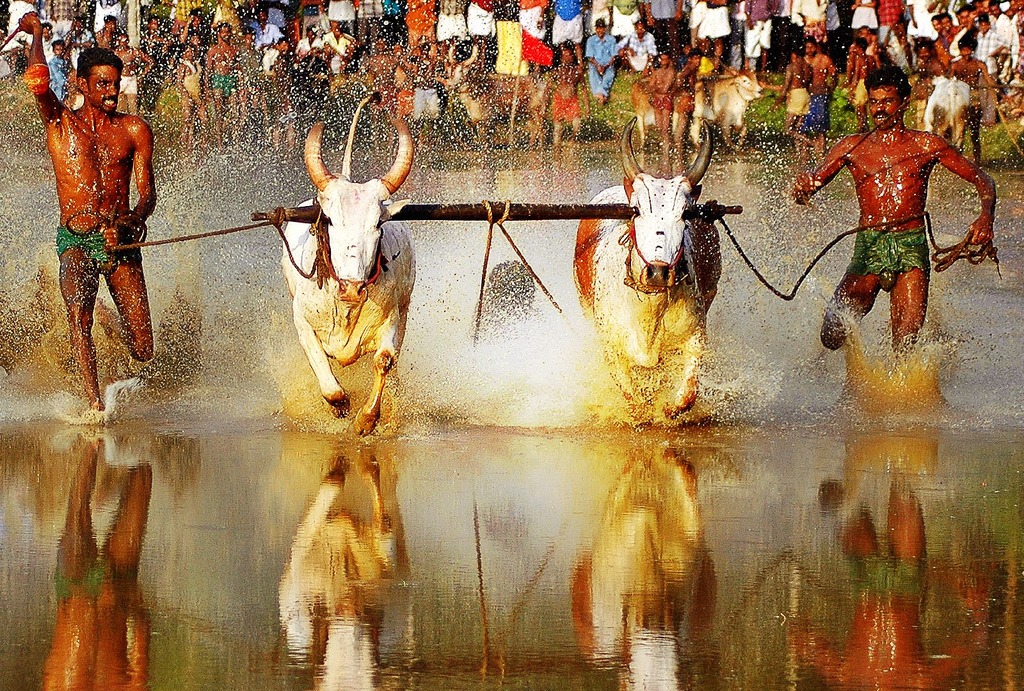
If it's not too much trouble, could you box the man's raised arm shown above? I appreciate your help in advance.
[934,139,996,244]
[130,119,156,222]
[20,13,61,122]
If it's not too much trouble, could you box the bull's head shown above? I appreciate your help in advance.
[734,73,763,102]
[304,116,413,303]
[621,118,712,291]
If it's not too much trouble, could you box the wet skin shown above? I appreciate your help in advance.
[792,85,996,352]
[21,13,155,410]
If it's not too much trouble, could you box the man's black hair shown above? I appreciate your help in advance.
[932,12,951,21]
[854,36,868,49]
[959,29,979,51]
[977,11,991,21]
[865,64,912,99]
[52,38,65,47]
[77,47,123,79]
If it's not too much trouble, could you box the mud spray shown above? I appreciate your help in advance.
[0,126,1019,432]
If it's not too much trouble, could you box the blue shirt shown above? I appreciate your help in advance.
[585,33,617,66]
[48,56,70,101]
[554,0,581,20]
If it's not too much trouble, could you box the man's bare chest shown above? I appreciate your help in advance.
[52,119,133,169]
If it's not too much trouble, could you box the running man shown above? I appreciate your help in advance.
[19,12,155,412]
[792,66,995,353]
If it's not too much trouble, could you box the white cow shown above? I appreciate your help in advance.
[282,116,415,435]
[690,73,763,147]
[574,121,720,419]
[924,76,970,148]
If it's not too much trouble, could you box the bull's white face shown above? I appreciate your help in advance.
[317,178,393,298]
[628,173,697,286]
[734,74,762,102]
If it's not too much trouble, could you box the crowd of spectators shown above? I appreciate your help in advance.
[3,0,1024,156]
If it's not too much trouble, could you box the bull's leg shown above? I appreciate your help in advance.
[353,348,395,436]
[292,305,349,417]
[664,332,704,419]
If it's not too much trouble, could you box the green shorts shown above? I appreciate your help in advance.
[54,559,106,599]
[211,73,238,97]
[847,227,930,287]
[56,226,142,271]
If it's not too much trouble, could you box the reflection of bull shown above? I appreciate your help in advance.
[279,450,409,690]
[282,114,415,435]
[690,73,762,147]
[571,446,715,686]
[574,121,719,418]
[924,76,970,147]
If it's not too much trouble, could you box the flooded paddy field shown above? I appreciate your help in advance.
[1,131,1023,687]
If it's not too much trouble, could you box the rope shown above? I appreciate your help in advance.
[115,219,272,250]
[473,200,564,343]
[719,212,1000,301]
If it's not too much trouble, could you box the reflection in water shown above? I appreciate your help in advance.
[43,436,153,690]
[571,446,716,689]
[793,434,991,689]
[279,447,409,691]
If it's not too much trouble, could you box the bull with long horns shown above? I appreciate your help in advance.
[281,116,415,435]
[574,120,720,419]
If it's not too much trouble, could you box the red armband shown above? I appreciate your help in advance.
[23,63,50,95]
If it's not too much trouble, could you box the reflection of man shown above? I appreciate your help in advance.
[20,13,155,413]
[44,437,152,690]
[279,451,409,690]
[793,435,991,689]
[571,448,716,688]
[792,66,995,353]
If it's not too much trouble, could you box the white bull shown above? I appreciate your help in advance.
[574,121,720,419]
[924,76,970,148]
[690,73,762,147]
[282,113,415,435]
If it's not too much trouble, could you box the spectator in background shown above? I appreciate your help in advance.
[952,30,997,162]
[407,0,438,47]
[47,38,70,101]
[328,0,357,35]
[800,36,836,158]
[611,0,642,37]
[553,0,584,62]
[438,0,470,44]
[359,0,386,45]
[875,0,902,43]
[254,10,284,50]
[521,0,548,40]
[617,19,658,70]
[976,13,1010,78]
[586,17,617,103]
[551,44,584,145]
[645,0,684,62]
[746,0,777,71]
[381,0,408,45]
[951,5,976,58]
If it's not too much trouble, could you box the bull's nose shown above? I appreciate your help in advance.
[339,280,367,302]
[645,262,671,287]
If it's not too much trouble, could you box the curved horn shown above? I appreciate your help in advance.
[380,119,414,195]
[620,118,643,181]
[686,123,714,187]
[342,92,382,180]
[304,122,334,192]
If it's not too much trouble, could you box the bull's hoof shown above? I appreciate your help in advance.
[664,391,698,420]
[353,408,380,436]
[326,394,350,418]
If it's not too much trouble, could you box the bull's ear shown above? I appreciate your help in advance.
[383,198,411,220]
[623,177,634,202]
[691,184,702,201]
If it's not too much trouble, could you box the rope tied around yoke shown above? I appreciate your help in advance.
[719,212,1001,301]
[473,200,564,343]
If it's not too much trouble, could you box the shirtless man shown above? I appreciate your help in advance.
[910,39,947,129]
[792,66,995,353]
[642,52,677,153]
[20,13,155,412]
[205,22,240,147]
[551,44,584,145]
[950,31,997,164]
[113,33,153,115]
[800,37,837,159]
[846,32,879,132]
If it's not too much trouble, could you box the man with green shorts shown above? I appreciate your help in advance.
[792,66,996,353]
[19,13,155,412]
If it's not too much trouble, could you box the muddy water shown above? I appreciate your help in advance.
[1,424,1022,689]
[0,130,1023,687]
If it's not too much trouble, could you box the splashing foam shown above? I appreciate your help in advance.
[841,330,948,414]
